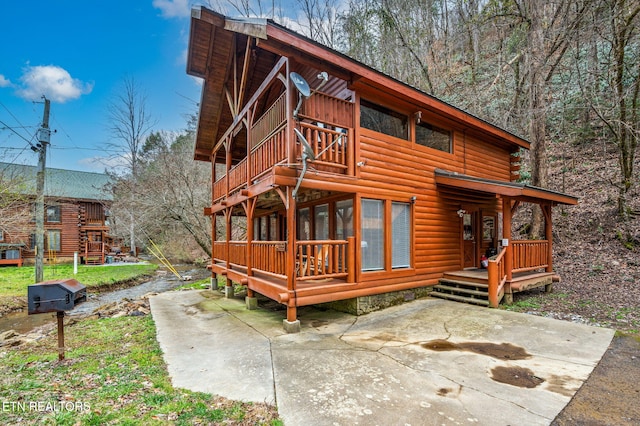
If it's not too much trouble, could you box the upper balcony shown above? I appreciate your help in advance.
[212,61,355,205]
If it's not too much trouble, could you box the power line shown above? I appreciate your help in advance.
[0,119,36,145]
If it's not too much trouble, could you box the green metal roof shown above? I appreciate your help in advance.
[0,162,112,201]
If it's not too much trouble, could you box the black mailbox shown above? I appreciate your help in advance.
[28,279,87,314]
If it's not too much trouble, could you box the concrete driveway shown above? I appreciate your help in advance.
[150,290,614,426]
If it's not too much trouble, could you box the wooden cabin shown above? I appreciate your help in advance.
[0,163,114,265]
[186,7,578,331]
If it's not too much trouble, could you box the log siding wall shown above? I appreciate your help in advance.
[356,117,512,280]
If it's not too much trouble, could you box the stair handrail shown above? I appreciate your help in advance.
[487,246,507,308]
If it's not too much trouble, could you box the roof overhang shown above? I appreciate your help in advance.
[187,7,531,163]
[435,169,578,206]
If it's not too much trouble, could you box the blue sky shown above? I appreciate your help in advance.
[0,1,208,173]
[0,1,317,173]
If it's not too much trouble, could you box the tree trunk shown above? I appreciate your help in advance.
[527,0,548,239]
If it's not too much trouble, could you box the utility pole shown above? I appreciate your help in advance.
[35,96,50,283]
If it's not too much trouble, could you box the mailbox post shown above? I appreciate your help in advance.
[28,279,87,360]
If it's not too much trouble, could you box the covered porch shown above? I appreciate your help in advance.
[434,169,578,307]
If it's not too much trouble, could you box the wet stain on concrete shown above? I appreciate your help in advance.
[546,374,579,397]
[310,319,329,328]
[421,339,531,360]
[437,387,451,396]
[491,366,544,388]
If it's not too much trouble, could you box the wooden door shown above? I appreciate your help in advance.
[462,212,477,268]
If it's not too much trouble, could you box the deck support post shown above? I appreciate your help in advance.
[246,295,258,310]
[503,196,513,282]
[543,204,553,273]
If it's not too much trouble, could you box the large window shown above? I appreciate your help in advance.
[361,199,411,272]
[46,230,61,251]
[360,99,408,140]
[392,202,411,268]
[46,205,61,223]
[361,199,384,271]
[335,199,353,240]
[416,121,451,153]
[314,204,329,240]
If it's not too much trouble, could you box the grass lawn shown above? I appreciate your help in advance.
[0,314,281,425]
[0,263,158,298]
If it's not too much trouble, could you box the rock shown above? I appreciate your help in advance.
[0,330,18,341]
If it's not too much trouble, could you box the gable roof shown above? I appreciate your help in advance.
[187,7,530,163]
[0,162,112,201]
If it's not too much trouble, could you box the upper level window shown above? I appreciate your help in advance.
[416,121,451,153]
[360,99,408,140]
[46,205,61,223]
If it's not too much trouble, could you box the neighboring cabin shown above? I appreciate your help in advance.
[186,7,578,332]
[0,162,114,266]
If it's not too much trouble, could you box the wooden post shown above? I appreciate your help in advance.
[487,261,498,308]
[225,208,233,296]
[347,236,356,283]
[544,204,553,273]
[245,199,254,277]
[57,311,65,361]
[286,187,297,322]
[286,186,298,322]
[503,197,513,282]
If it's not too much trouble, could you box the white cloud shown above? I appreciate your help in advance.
[17,65,93,103]
[79,154,129,174]
[153,0,191,18]
[0,74,11,87]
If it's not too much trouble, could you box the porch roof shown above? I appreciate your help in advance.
[434,169,578,206]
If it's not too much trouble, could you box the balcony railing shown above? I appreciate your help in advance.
[297,122,349,170]
[512,240,549,272]
[212,88,355,203]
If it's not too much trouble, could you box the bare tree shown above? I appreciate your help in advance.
[575,0,640,218]
[116,129,212,259]
[0,166,31,245]
[106,76,156,253]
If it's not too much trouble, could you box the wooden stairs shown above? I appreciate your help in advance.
[431,272,490,306]
[432,270,557,307]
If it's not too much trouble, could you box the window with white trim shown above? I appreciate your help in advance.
[361,199,384,271]
[392,202,411,268]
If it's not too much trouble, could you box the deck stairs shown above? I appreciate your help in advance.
[431,271,490,306]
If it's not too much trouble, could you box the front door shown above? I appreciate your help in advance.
[462,212,477,268]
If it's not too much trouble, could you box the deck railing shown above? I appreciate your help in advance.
[297,122,349,170]
[487,246,507,308]
[212,90,354,203]
[211,239,353,282]
[296,240,349,280]
[228,158,248,195]
[213,175,227,202]
[252,241,287,277]
[250,126,287,180]
[212,241,247,266]
[250,92,287,150]
[512,240,549,272]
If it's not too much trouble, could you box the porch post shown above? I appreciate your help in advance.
[503,197,513,282]
[211,155,218,291]
[245,199,257,309]
[543,204,553,273]
[224,208,233,298]
[283,186,300,333]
